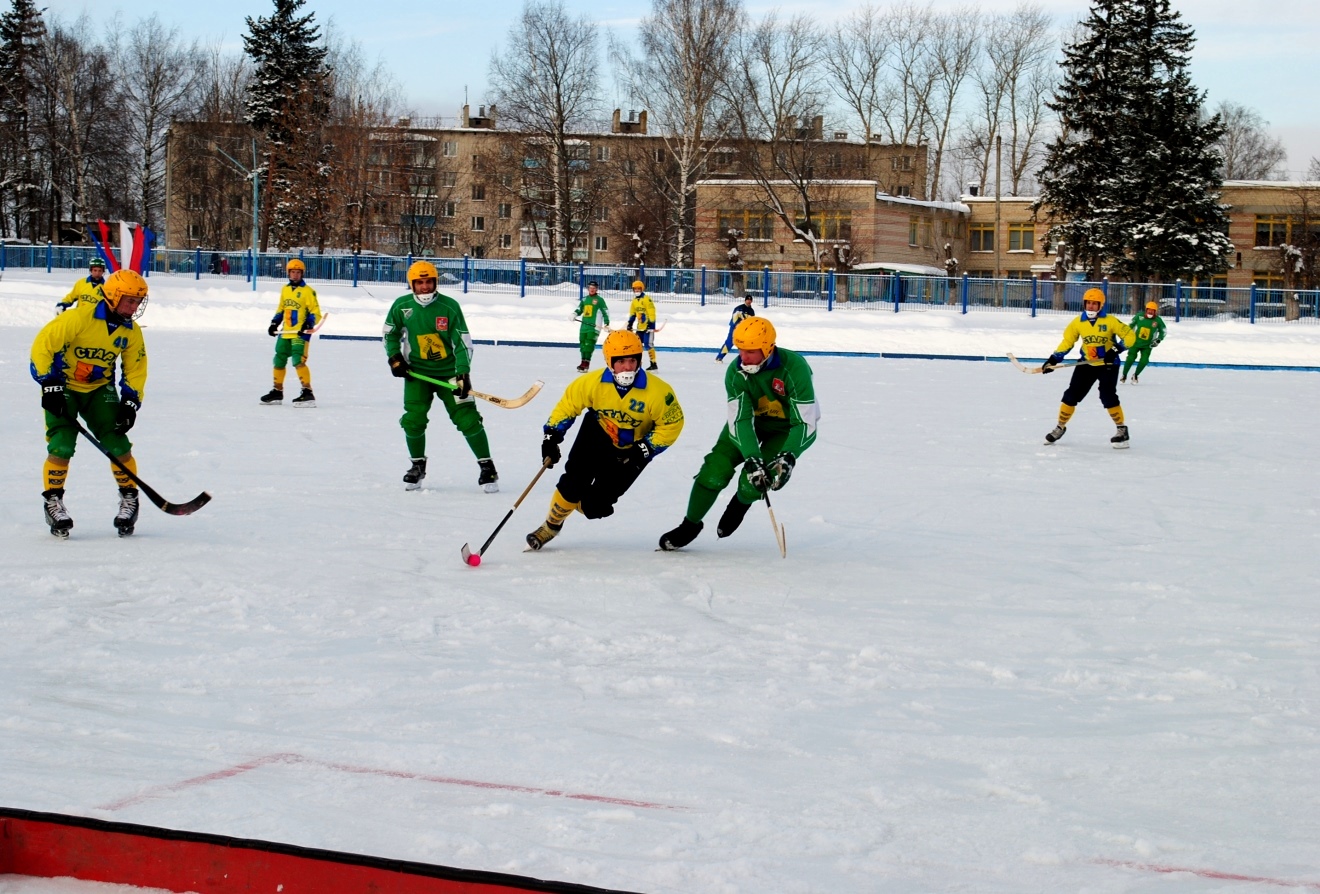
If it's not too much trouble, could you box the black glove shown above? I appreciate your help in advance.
[632,440,655,467]
[1106,346,1123,364]
[626,321,634,331]
[455,373,472,399]
[1041,352,1064,374]
[767,452,795,491]
[388,354,409,378]
[267,315,280,337]
[41,382,68,417]
[744,456,769,494]
[541,431,563,467]
[114,397,139,434]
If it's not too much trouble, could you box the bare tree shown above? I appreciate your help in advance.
[922,6,980,200]
[823,4,892,175]
[721,11,840,267]
[489,0,600,263]
[960,4,1054,197]
[1212,100,1286,180]
[874,3,935,150]
[112,15,203,230]
[616,0,741,267]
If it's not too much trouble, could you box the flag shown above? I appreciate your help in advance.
[116,221,156,274]
[88,220,120,272]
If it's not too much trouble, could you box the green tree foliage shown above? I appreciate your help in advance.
[1037,0,1232,282]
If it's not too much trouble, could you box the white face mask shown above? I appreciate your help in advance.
[613,369,637,387]
[413,289,437,306]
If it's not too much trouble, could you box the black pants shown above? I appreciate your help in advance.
[1062,362,1121,409]
[556,412,646,518]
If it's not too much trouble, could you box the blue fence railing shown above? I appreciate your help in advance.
[3,242,1315,324]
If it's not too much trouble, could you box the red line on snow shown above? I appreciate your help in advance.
[99,752,684,813]
[1096,858,1320,890]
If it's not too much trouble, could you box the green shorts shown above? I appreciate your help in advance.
[274,337,308,367]
[45,385,131,459]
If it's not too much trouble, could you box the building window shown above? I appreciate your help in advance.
[825,152,842,171]
[594,236,608,251]
[892,155,912,171]
[440,201,456,218]
[471,245,486,259]
[894,185,912,197]
[969,223,995,252]
[712,149,736,170]
[1008,222,1034,252]
[187,223,200,240]
[909,215,920,246]
[498,173,514,189]
[1255,214,1289,247]
[440,172,456,187]
[797,210,852,242]
[442,141,457,157]
[654,147,666,163]
[440,232,456,248]
[499,233,513,249]
[718,209,773,241]
[472,155,483,171]
[594,207,608,222]
[622,159,636,175]
[472,184,486,201]
[596,145,610,162]
[497,203,512,219]
[471,216,485,232]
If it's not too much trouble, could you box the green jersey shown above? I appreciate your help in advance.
[383,291,474,377]
[725,347,819,459]
[1127,313,1166,347]
[575,293,610,330]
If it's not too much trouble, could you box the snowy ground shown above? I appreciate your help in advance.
[2,271,1320,893]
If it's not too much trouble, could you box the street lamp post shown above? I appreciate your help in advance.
[210,138,260,292]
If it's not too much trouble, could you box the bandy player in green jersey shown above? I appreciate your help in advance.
[383,260,499,493]
[659,316,819,550]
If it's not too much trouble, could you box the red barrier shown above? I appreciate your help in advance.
[0,808,641,894]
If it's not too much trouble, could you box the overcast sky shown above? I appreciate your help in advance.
[39,0,1320,177]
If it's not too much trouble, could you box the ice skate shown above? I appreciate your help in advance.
[259,387,283,406]
[403,458,427,490]
[291,387,316,408]
[647,361,658,370]
[525,522,561,551]
[1111,425,1130,449]
[658,518,703,551]
[717,497,752,538]
[1120,374,1127,383]
[1131,375,1139,384]
[576,360,590,372]
[478,459,499,494]
[1044,424,1066,445]
[114,487,139,537]
[43,489,73,539]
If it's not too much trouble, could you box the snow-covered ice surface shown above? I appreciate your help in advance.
[0,881,172,894]
[2,271,1319,893]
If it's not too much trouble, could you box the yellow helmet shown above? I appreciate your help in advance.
[603,329,644,366]
[1082,288,1105,308]
[408,259,438,283]
[733,316,776,355]
[103,269,149,319]
[631,279,645,290]
[286,258,305,273]
[1145,301,1158,312]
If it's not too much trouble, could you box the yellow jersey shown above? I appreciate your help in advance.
[56,276,106,313]
[1053,312,1137,365]
[272,282,322,338]
[31,300,147,403]
[627,293,656,332]
[544,368,684,453]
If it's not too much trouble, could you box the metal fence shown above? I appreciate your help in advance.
[4,241,1316,324]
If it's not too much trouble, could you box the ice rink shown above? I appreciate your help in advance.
[2,271,1319,892]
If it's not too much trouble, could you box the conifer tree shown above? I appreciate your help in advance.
[1037,0,1231,282]
[0,0,46,239]
[243,0,331,249]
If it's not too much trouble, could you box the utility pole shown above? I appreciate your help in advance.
[994,134,1002,281]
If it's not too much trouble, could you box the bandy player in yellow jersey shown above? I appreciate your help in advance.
[1042,287,1138,448]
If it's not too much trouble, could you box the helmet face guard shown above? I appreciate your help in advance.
[103,270,149,320]
[603,330,644,385]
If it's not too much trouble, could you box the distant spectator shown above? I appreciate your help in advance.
[209,252,221,275]
[220,256,230,276]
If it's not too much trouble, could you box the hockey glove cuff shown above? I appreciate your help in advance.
[541,431,563,467]
[633,440,655,467]
[455,373,472,399]
[767,452,795,491]
[1042,352,1064,374]
[268,315,281,337]
[744,456,770,494]
[388,354,409,378]
[41,382,68,418]
[114,397,140,434]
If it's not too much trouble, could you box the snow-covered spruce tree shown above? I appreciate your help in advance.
[0,0,46,240]
[1036,0,1231,283]
[242,0,331,250]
